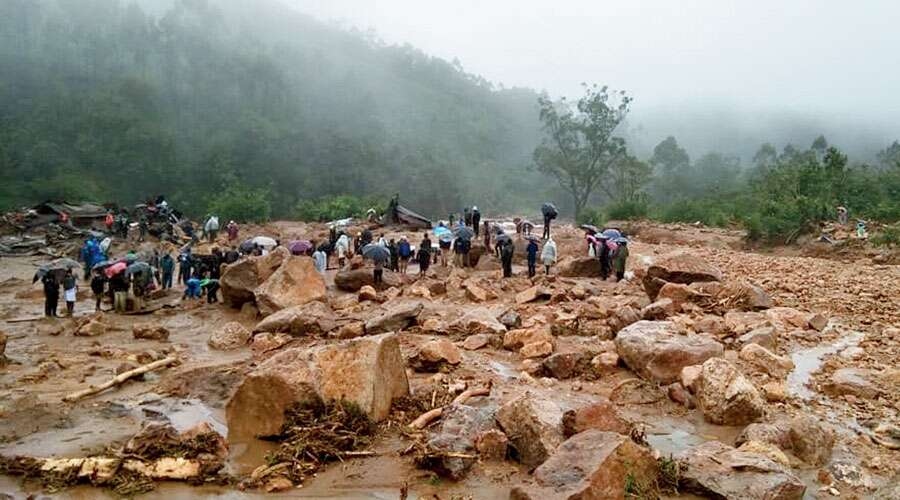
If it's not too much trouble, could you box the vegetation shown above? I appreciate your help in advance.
[295,195,385,222]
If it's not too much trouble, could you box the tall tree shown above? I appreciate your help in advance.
[532,84,631,220]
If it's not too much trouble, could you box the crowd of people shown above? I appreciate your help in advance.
[38,200,630,318]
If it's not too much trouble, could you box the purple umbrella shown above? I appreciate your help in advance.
[289,240,313,255]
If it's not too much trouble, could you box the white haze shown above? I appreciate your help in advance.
[291,0,900,160]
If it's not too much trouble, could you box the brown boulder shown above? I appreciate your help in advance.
[464,280,491,303]
[788,415,835,466]
[557,256,601,278]
[678,441,805,500]
[520,341,554,358]
[254,256,326,316]
[334,268,402,292]
[739,343,794,378]
[657,282,705,309]
[607,305,641,334]
[252,301,336,336]
[718,280,773,310]
[475,429,509,460]
[496,392,565,467]
[364,300,424,334]
[614,320,723,384]
[503,326,555,352]
[411,339,461,371]
[642,253,723,300]
[561,399,632,437]
[823,368,879,399]
[75,317,108,337]
[696,358,766,425]
[511,430,657,500]
[516,285,552,305]
[641,298,676,320]
[220,248,289,307]
[461,334,494,350]
[208,322,251,350]
[738,326,777,350]
[447,307,507,336]
[423,403,498,479]
[227,333,408,439]
[133,324,170,341]
[249,332,292,358]
[358,285,378,302]
[725,311,769,336]
[541,351,590,379]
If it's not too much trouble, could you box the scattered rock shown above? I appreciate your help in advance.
[208,322,251,350]
[75,317,108,337]
[695,314,727,336]
[254,256,326,316]
[447,308,507,336]
[642,252,723,300]
[738,326,777,350]
[541,352,589,379]
[461,334,493,350]
[739,343,795,378]
[132,324,170,341]
[358,285,378,302]
[718,280,773,311]
[557,257,602,278]
[737,440,791,467]
[503,326,555,352]
[220,259,261,307]
[678,441,805,500]
[667,382,695,407]
[520,341,554,358]
[511,430,657,500]
[227,333,409,439]
[735,422,792,451]
[807,313,828,332]
[334,268,402,292]
[475,429,509,460]
[515,286,551,305]
[681,364,703,393]
[498,310,522,329]
[496,392,565,467]
[641,298,676,320]
[0,330,6,357]
[249,332,292,358]
[333,321,365,339]
[657,282,703,310]
[724,311,769,336]
[364,300,424,334]
[762,381,787,402]
[607,305,641,333]
[464,280,491,303]
[695,357,766,425]
[590,351,620,374]
[411,339,461,372]
[824,368,879,399]
[252,301,336,336]
[561,399,632,437]
[788,415,835,466]
[614,320,723,384]
[423,403,498,479]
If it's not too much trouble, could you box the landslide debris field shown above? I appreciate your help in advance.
[1,221,898,499]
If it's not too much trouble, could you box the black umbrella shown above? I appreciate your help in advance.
[125,262,151,277]
[541,203,558,219]
[453,226,475,241]
[495,233,512,244]
[361,244,390,263]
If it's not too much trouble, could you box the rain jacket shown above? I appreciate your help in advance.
[526,241,539,263]
[205,216,220,232]
[613,244,629,274]
[398,240,412,258]
[313,250,327,273]
[541,240,557,265]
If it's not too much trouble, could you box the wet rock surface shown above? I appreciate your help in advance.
[615,320,723,383]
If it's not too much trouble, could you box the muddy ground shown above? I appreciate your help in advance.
[0,220,898,498]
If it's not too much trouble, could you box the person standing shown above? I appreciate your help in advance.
[183,276,202,300]
[472,207,481,237]
[541,237,558,275]
[336,232,350,268]
[161,253,175,289]
[104,211,115,233]
[526,238,539,278]
[42,273,59,317]
[90,271,105,312]
[612,239,629,281]
[373,259,384,285]
[417,236,432,276]
[388,239,399,272]
[179,251,192,286]
[313,246,327,274]
[500,240,514,278]
[483,220,491,251]
[464,207,472,227]
[204,215,220,243]
[439,235,451,267]
[398,237,411,274]
[598,236,611,280]
[63,270,77,316]
[460,238,471,268]
[226,220,239,241]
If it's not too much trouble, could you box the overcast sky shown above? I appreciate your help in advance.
[288,0,899,155]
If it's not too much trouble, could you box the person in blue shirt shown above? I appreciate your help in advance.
[398,237,412,274]
[526,238,539,277]
[183,276,202,300]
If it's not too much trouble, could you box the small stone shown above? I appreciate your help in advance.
[520,341,553,358]
[358,285,378,302]
[132,324,170,341]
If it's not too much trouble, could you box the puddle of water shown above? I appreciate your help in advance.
[641,413,742,457]
[787,331,864,400]
[488,360,518,380]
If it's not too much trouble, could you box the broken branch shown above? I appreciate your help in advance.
[63,356,178,402]
[408,384,491,430]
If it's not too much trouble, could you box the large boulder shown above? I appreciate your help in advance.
[226,333,409,440]
[614,321,723,384]
[642,253,723,300]
[220,247,289,307]
[334,268,403,292]
[558,256,601,278]
[365,300,424,334]
[717,280,773,311]
[410,339,462,372]
[511,430,657,500]
[447,308,507,336]
[561,399,632,437]
[252,301,336,336]
[787,415,835,466]
[208,322,251,350]
[678,441,805,500]
[253,256,326,316]
[496,392,565,467]
[739,343,794,378]
[422,402,498,479]
[696,358,766,425]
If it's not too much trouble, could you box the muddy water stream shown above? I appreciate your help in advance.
[787,330,864,400]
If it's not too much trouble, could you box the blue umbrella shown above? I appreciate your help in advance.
[434,226,453,242]
[601,228,622,240]
[453,225,475,241]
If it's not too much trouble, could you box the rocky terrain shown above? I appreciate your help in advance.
[0,221,898,499]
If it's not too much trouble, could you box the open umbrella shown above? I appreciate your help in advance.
[105,261,128,278]
[601,228,622,240]
[91,259,123,271]
[580,224,599,234]
[289,240,313,255]
[251,236,278,249]
[125,262,151,277]
[495,233,512,244]
[361,243,390,263]
[44,258,80,271]
[541,203,558,219]
[614,236,629,245]
[524,234,541,242]
[433,226,452,238]
[453,225,475,241]
[239,240,256,253]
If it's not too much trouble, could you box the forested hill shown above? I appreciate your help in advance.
[0,0,550,218]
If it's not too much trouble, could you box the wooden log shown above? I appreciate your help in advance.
[63,356,178,402]
[408,385,491,430]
